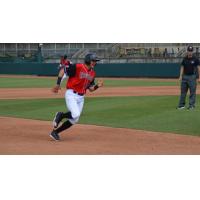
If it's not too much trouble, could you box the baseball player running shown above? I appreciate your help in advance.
[50,53,103,141]
[58,54,72,83]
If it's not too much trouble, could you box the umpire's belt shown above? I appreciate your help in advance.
[183,73,195,76]
[73,90,84,96]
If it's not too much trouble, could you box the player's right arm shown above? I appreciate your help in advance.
[179,66,184,81]
[52,64,77,93]
[179,58,185,81]
[52,68,65,93]
[57,67,65,84]
[65,64,76,77]
[58,67,65,77]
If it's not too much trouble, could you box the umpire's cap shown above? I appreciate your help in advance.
[85,53,100,64]
[187,45,193,52]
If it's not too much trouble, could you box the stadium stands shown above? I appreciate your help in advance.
[0,43,199,63]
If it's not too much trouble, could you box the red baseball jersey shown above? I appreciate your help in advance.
[66,63,96,94]
[61,58,70,66]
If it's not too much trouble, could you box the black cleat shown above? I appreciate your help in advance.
[53,112,63,128]
[187,106,195,110]
[50,131,60,141]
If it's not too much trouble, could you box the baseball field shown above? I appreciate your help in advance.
[1,75,200,154]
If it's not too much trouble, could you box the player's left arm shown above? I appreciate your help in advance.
[196,58,200,83]
[198,65,200,83]
[88,79,104,92]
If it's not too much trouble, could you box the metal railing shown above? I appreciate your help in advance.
[0,43,200,63]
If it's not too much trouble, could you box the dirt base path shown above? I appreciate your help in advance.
[1,117,200,155]
[1,86,199,99]
[0,75,177,81]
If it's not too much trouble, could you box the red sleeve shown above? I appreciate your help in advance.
[60,59,64,65]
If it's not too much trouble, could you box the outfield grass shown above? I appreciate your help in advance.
[0,96,199,136]
[103,79,177,87]
[0,77,57,88]
[0,77,178,88]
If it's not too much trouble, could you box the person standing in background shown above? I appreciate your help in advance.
[177,45,200,110]
[58,54,72,83]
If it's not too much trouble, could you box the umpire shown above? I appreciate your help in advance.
[177,45,200,110]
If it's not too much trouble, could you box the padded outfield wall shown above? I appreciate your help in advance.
[0,63,180,78]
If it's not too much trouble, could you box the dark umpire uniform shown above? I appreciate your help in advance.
[177,46,200,109]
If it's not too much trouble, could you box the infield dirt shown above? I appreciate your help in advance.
[1,117,200,154]
[1,76,200,154]
[1,86,200,99]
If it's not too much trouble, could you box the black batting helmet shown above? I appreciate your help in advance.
[187,45,193,52]
[64,54,68,59]
[84,53,100,64]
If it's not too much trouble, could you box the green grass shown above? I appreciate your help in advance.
[0,77,58,88]
[0,77,178,88]
[0,96,199,136]
[103,79,177,87]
